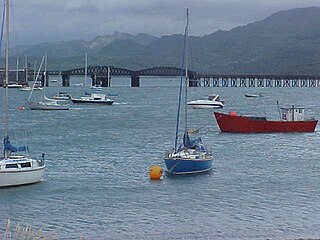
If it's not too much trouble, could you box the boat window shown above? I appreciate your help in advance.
[282,113,287,120]
[5,164,18,169]
[299,109,302,113]
[21,162,31,168]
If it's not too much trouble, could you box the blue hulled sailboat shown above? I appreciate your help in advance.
[164,9,213,174]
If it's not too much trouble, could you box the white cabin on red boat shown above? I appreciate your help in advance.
[281,106,306,121]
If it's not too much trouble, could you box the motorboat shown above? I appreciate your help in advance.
[70,92,114,105]
[245,93,263,98]
[19,86,32,91]
[7,83,23,88]
[187,94,224,109]
[214,106,318,133]
[19,85,43,91]
[91,85,103,91]
[51,92,71,100]
[164,9,213,175]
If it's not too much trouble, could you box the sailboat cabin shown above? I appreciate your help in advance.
[281,106,305,121]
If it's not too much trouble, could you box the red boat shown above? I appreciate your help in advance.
[214,106,318,133]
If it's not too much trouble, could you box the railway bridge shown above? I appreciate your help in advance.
[55,66,196,87]
[2,66,320,87]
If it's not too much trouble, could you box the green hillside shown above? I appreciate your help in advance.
[10,7,320,74]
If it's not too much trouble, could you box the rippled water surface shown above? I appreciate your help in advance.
[1,79,320,239]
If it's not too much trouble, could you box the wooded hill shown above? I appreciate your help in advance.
[10,7,320,74]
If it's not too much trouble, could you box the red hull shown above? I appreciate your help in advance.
[214,112,318,133]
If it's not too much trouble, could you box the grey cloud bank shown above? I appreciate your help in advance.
[9,0,320,46]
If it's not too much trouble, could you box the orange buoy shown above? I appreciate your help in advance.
[229,111,237,116]
[18,106,25,110]
[149,165,163,180]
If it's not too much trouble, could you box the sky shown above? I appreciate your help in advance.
[7,0,320,46]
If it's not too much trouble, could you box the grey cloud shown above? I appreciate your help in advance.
[8,0,320,46]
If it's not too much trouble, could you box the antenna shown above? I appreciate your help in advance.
[277,101,281,120]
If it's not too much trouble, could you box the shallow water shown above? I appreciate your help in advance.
[1,78,320,239]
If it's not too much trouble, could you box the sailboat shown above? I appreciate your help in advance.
[164,9,213,174]
[0,0,45,187]
[20,56,43,91]
[28,53,69,110]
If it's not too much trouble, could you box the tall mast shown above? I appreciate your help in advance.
[184,8,189,133]
[84,53,87,86]
[16,56,18,81]
[28,55,44,102]
[44,53,47,97]
[174,8,189,151]
[4,0,10,158]
[108,66,110,87]
[33,60,36,82]
[25,55,28,84]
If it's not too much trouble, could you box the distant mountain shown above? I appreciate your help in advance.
[10,32,157,59]
[88,32,156,50]
[98,39,144,56]
[194,6,320,74]
[9,7,320,74]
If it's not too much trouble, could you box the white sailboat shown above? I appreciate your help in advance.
[164,9,213,174]
[0,0,45,187]
[28,53,69,110]
[20,56,43,91]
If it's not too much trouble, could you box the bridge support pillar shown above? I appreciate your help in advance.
[41,73,49,87]
[98,76,111,87]
[221,78,228,87]
[188,72,198,87]
[131,75,140,87]
[23,69,29,86]
[91,74,97,87]
[62,74,70,87]
[231,78,237,87]
[91,74,111,87]
[188,79,198,87]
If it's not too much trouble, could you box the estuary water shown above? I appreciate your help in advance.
[1,77,320,239]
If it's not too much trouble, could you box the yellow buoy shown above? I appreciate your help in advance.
[149,165,163,180]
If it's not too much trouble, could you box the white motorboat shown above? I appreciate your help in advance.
[20,85,43,91]
[19,86,32,91]
[187,94,224,109]
[1,0,45,187]
[71,92,114,105]
[51,92,71,100]
[7,83,23,88]
[91,85,103,91]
